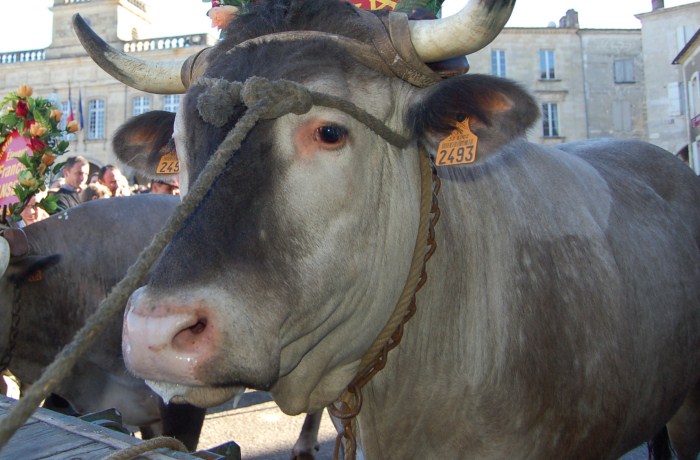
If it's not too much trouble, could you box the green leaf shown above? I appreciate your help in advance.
[17,153,33,169]
[53,160,67,174]
[40,194,59,214]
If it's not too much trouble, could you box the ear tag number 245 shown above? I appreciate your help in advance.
[157,152,179,174]
[436,117,478,167]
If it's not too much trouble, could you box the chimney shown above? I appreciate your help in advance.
[652,0,665,11]
[559,9,579,29]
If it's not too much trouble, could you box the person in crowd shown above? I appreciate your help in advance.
[19,193,50,227]
[116,170,133,196]
[50,156,90,212]
[150,177,180,195]
[79,183,112,202]
[97,165,122,197]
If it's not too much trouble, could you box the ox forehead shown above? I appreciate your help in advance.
[77,0,700,458]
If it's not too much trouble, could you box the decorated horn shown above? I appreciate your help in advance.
[72,14,191,94]
[409,0,515,63]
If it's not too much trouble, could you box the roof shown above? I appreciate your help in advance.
[673,27,700,64]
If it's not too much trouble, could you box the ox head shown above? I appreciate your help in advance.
[75,0,537,414]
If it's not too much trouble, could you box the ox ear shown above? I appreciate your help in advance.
[112,111,177,177]
[408,75,539,162]
[6,255,61,285]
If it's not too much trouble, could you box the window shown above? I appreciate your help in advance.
[688,73,699,118]
[539,50,555,80]
[614,59,635,84]
[542,103,559,137]
[60,101,76,141]
[613,100,632,132]
[677,25,696,53]
[132,96,150,116]
[88,99,105,140]
[163,95,180,113]
[668,82,686,116]
[491,50,506,77]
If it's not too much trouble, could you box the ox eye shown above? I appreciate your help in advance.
[315,125,347,147]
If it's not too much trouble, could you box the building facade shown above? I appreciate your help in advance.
[637,1,700,158]
[0,0,215,176]
[466,12,648,147]
[673,28,700,173]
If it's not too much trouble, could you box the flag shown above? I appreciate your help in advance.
[78,89,84,129]
[67,84,74,124]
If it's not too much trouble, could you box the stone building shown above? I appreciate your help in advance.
[673,28,700,173]
[637,0,700,159]
[0,0,216,178]
[457,0,699,169]
[466,10,647,146]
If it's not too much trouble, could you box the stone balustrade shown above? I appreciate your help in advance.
[122,34,208,53]
[0,50,46,64]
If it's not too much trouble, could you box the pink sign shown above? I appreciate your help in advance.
[0,131,33,207]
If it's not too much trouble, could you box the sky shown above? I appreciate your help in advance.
[0,0,696,53]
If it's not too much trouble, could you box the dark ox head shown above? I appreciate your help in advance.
[76,0,538,413]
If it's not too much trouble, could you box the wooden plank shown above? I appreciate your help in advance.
[0,395,202,459]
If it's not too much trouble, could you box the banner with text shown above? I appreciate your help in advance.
[0,131,33,207]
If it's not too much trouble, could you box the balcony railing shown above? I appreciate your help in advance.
[0,33,206,65]
[0,50,46,64]
[123,34,208,53]
[63,0,145,11]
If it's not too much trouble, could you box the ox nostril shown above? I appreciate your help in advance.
[190,319,207,335]
[172,317,209,351]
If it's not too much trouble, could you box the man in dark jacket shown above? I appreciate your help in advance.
[51,156,90,212]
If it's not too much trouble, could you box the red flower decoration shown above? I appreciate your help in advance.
[29,136,46,153]
[212,1,221,6]
[15,100,28,117]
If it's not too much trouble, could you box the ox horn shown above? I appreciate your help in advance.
[0,236,9,279]
[72,14,190,94]
[409,0,515,63]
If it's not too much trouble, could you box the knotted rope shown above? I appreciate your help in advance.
[104,436,188,460]
[0,76,416,457]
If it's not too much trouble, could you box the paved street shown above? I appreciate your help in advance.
[197,391,337,460]
[196,390,653,460]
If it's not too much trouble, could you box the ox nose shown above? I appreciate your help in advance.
[123,287,213,386]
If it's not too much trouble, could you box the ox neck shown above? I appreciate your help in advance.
[329,148,440,460]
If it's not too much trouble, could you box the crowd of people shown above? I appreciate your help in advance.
[18,155,180,227]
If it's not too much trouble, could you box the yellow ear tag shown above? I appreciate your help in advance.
[435,117,478,167]
[157,152,179,174]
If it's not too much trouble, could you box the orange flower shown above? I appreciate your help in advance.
[50,109,63,122]
[17,84,33,99]
[66,120,80,133]
[30,123,47,137]
[42,153,56,166]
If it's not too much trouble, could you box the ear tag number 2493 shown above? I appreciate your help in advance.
[436,117,478,167]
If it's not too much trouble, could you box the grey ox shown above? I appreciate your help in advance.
[74,0,700,458]
[0,195,206,450]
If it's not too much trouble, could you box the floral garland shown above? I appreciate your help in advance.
[0,85,79,223]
